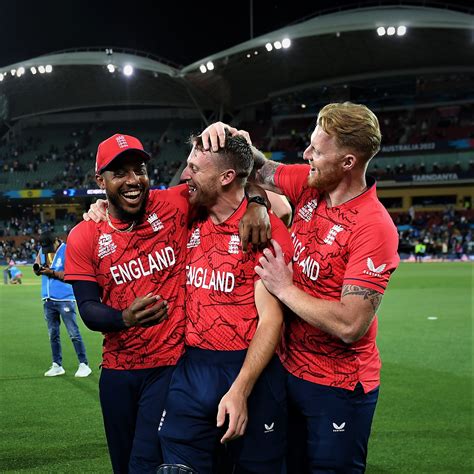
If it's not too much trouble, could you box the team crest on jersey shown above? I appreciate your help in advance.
[147,213,164,232]
[228,234,240,254]
[298,199,318,222]
[187,228,201,248]
[98,233,117,258]
[323,224,344,245]
[363,257,386,277]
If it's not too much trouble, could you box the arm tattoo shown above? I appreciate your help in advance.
[250,146,282,191]
[342,285,382,312]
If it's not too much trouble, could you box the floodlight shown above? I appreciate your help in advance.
[45,65,53,73]
[17,67,25,77]
[123,64,134,76]
[30,67,37,75]
[377,27,386,36]
[301,104,306,109]
[397,25,407,36]
[0,73,4,82]
[265,43,273,52]
[199,64,207,73]
[246,53,251,58]
[206,61,214,71]
[282,38,291,48]
[274,41,282,50]
[107,64,116,73]
[254,50,258,55]
[10,69,16,76]
[387,26,395,36]
[38,66,46,74]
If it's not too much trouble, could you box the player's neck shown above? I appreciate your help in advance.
[208,189,245,224]
[325,173,367,208]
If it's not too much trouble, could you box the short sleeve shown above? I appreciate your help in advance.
[64,223,97,283]
[343,221,400,294]
[274,164,318,205]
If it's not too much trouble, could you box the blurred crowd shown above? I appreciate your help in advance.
[395,207,473,258]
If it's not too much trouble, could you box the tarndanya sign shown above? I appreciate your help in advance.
[412,173,458,182]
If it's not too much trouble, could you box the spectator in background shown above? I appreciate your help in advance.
[34,232,91,378]
[8,261,23,284]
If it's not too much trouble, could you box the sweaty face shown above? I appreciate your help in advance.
[303,126,347,191]
[97,153,150,222]
[180,146,221,209]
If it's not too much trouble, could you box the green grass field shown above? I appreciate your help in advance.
[0,263,472,473]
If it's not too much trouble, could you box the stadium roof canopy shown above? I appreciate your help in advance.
[183,4,474,108]
[1,3,473,120]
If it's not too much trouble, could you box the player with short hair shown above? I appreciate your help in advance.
[65,134,189,473]
[8,261,23,284]
[201,102,400,473]
[157,133,293,473]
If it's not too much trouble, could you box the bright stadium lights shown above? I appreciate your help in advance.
[254,50,258,55]
[38,65,46,74]
[107,64,116,73]
[387,26,396,36]
[0,73,4,82]
[246,53,251,58]
[397,25,407,36]
[123,64,134,76]
[274,41,282,50]
[199,64,207,73]
[377,27,386,36]
[206,61,214,71]
[30,66,37,75]
[16,67,25,77]
[45,65,53,73]
[10,69,16,76]
[282,38,291,48]
[265,42,273,52]
[301,104,307,109]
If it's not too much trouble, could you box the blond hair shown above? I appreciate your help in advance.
[317,102,381,163]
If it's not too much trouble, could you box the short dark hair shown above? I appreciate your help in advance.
[190,130,254,184]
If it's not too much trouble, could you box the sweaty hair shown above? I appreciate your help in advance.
[190,130,254,184]
[317,102,381,163]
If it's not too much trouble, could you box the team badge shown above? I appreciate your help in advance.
[228,234,240,254]
[147,213,164,232]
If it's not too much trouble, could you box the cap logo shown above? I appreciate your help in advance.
[116,135,129,148]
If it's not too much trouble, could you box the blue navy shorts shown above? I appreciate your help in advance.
[158,347,287,473]
[286,372,379,474]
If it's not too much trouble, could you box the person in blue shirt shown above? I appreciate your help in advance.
[34,232,92,377]
[8,261,23,284]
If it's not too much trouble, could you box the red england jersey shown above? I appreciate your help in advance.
[185,200,293,351]
[65,185,189,370]
[275,164,399,392]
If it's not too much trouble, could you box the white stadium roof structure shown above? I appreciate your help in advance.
[0,2,473,122]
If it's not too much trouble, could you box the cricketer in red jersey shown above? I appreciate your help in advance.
[157,134,293,474]
[65,134,189,474]
[200,103,400,473]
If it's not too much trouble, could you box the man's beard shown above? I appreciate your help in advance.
[107,188,149,223]
[307,167,344,192]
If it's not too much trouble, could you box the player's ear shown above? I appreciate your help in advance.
[96,173,105,189]
[220,168,236,186]
[341,153,356,171]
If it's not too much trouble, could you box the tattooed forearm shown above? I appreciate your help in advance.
[342,285,382,312]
